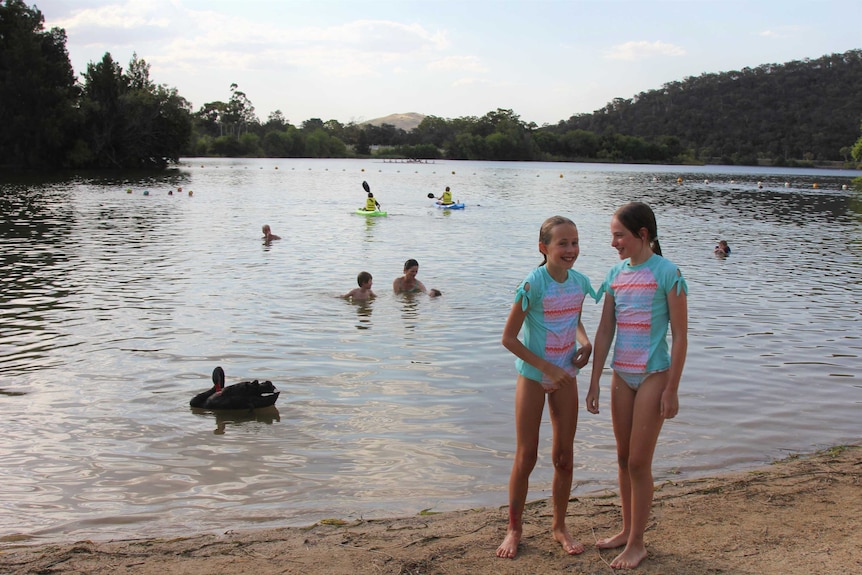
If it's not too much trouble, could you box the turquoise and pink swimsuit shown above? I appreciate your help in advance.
[597,254,687,376]
[513,266,595,385]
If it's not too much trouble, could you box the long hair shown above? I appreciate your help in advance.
[614,202,662,256]
[538,215,576,266]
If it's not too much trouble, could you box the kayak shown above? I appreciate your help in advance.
[355,208,388,217]
[436,202,465,210]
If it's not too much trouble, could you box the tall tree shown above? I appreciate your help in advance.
[80,53,126,167]
[0,0,78,169]
[223,83,257,137]
[78,52,191,168]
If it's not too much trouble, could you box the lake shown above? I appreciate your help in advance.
[1,158,860,545]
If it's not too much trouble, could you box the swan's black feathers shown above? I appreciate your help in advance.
[190,366,279,410]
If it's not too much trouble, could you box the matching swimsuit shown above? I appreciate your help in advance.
[514,266,595,386]
[597,254,688,389]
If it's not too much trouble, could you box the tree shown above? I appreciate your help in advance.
[223,83,257,137]
[77,52,191,168]
[264,110,288,130]
[79,53,126,167]
[0,0,78,169]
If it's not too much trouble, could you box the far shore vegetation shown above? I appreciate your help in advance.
[2,0,862,184]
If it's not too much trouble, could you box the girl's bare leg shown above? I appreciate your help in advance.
[496,376,545,559]
[547,379,585,555]
[596,373,635,550]
[610,373,667,569]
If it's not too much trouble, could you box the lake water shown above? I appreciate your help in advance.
[1,158,860,545]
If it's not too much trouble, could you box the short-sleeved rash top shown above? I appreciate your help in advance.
[513,266,595,384]
[597,254,687,374]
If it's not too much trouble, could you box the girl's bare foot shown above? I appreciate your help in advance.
[553,528,585,555]
[595,530,628,549]
[496,529,521,559]
[610,545,648,569]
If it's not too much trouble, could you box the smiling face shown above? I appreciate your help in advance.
[610,215,646,261]
[404,265,418,280]
[540,221,580,272]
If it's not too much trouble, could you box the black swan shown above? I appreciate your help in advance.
[190,366,280,410]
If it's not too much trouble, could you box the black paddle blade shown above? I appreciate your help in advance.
[427,192,435,198]
[362,181,370,193]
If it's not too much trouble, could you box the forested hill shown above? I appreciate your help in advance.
[552,49,862,164]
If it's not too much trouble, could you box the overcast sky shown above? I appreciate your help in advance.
[38,0,860,126]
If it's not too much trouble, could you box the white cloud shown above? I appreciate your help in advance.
[759,25,804,39]
[428,55,487,73]
[605,40,686,61]
[49,3,450,79]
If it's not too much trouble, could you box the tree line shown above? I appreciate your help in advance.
[0,1,190,170]
[2,0,861,171]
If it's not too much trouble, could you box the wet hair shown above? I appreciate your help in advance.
[614,202,662,256]
[538,215,577,266]
[403,258,419,272]
[357,271,372,286]
[367,192,374,197]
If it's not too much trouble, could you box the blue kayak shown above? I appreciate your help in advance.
[436,202,465,210]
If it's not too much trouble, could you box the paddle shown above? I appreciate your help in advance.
[361,180,380,211]
[427,193,435,199]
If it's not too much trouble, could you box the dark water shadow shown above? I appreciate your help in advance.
[190,405,281,435]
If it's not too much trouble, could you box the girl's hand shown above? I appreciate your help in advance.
[661,387,679,419]
[572,343,592,369]
[543,365,573,393]
[585,385,600,414]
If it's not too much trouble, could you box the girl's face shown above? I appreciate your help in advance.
[540,222,579,269]
[610,216,645,260]
[404,265,418,279]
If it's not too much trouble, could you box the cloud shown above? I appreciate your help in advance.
[47,0,175,45]
[759,25,804,39]
[48,2,450,78]
[605,40,686,61]
[428,55,487,73]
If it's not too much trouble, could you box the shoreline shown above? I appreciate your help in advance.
[1,444,858,575]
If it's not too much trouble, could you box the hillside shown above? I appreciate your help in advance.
[553,49,862,163]
[362,112,426,131]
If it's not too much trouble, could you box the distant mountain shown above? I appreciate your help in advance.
[362,112,426,131]
[555,49,862,163]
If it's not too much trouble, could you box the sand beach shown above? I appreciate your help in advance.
[1,444,858,575]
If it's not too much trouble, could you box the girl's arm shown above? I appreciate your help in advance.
[571,318,592,369]
[662,287,688,419]
[586,295,616,414]
[416,280,428,294]
[502,295,573,392]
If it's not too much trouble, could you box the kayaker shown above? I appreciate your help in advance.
[437,186,453,205]
[365,192,381,211]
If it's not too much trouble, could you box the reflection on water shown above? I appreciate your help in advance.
[1,159,860,545]
[192,405,281,436]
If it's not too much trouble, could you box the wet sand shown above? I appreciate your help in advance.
[1,444,858,575]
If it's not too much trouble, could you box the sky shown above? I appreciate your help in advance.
[37,0,861,127]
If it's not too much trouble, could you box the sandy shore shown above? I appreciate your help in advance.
[1,444,858,575]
